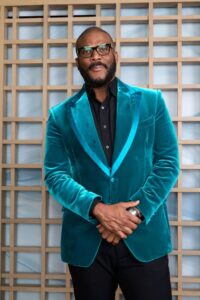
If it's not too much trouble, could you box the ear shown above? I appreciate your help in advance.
[114,50,118,64]
[75,57,79,69]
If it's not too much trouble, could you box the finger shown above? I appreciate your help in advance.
[121,226,133,235]
[112,236,120,245]
[122,200,140,209]
[116,231,127,239]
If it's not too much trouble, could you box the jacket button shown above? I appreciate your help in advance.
[110,178,115,183]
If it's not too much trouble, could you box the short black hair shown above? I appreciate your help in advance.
[75,26,114,51]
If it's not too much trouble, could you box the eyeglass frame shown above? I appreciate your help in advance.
[76,43,114,58]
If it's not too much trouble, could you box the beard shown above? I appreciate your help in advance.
[78,56,116,88]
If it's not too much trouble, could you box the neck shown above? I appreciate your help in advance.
[93,86,108,103]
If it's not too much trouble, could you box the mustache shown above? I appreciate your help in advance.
[88,62,108,70]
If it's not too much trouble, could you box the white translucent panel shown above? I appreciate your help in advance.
[182,256,200,276]
[73,6,95,16]
[3,169,11,186]
[182,64,200,84]
[153,64,177,84]
[154,44,177,58]
[16,224,41,246]
[182,298,200,300]
[48,91,67,109]
[170,226,178,250]
[121,5,148,16]
[6,65,12,86]
[4,92,12,117]
[49,65,67,85]
[49,45,67,59]
[182,193,200,221]
[169,255,178,276]
[2,292,10,300]
[7,8,13,18]
[2,192,10,218]
[47,225,61,247]
[18,25,43,40]
[15,253,41,272]
[73,66,84,85]
[6,25,12,40]
[3,252,10,272]
[47,279,65,286]
[167,192,177,220]
[182,227,200,250]
[182,145,200,164]
[48,194,62,218]
[15,191,41,218]
[182,5,200,15]
[18,6,43,17]
[18,45,43,60]
[17,66,43,86]
[101,5,115,17]
[183,283,200,290]
[182,91,200,117]
[121,44,148,58]
[49,25,68,39]
[182,23,200,37]
[47,253,65,273]
[6,46,12,59]
[15,292,40,300]
[16,279,41,285]
[182,123,200,140]
[16,123,42,140]
[73,23,96,39]
[154,23,177,37]
[162,90,177,117]
[17,91,42,117]
[15,169,42,186]
[3,224,10,246]
[49,6,68,17]
[47,293,66,300]
[182,44,200,58]
[3,123,11,139]
[120,64,148,85]
[153,6,177,16]
[101,24,115,38]
[3,145,11,164]
[121,23,148,38]
[182,170,200,188]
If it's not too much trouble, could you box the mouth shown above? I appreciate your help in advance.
[89,63,107,71]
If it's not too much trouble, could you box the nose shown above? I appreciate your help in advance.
[91,48,101,60]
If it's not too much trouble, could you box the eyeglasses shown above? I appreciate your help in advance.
[76,43,113,58]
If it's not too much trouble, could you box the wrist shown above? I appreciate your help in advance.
[92,202,107,218]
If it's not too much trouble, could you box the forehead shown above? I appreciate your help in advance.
[77,31,112,48]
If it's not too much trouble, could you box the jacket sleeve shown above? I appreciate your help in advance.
[130,90,180,225]
[43,109,102,224]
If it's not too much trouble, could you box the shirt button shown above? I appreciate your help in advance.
[103,125,107,129]
[101,106,105,110]
[105,145,109,149]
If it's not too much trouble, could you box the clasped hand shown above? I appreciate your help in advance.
[93,201,141,246]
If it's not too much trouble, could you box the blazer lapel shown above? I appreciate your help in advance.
[66,87,111,177]
[111,80,142,176]
[66,80,142,178]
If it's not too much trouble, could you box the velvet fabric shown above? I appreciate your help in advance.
[44,78,180,267]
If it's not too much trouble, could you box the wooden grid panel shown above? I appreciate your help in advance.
[0,1,200,300]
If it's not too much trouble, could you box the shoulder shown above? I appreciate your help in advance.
[49,86,85,117]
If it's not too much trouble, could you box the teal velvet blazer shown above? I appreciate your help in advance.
[44,78,180,267]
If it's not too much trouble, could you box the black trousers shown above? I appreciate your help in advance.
[69,240,172,300]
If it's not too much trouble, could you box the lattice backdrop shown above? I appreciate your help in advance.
[0,1,200,299]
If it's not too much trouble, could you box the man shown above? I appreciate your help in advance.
[44,26,179,300]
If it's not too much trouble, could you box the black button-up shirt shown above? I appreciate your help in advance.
[86,78,117,214]
[86,77,117,167]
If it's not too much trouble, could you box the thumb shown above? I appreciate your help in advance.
[123,200,140,208]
